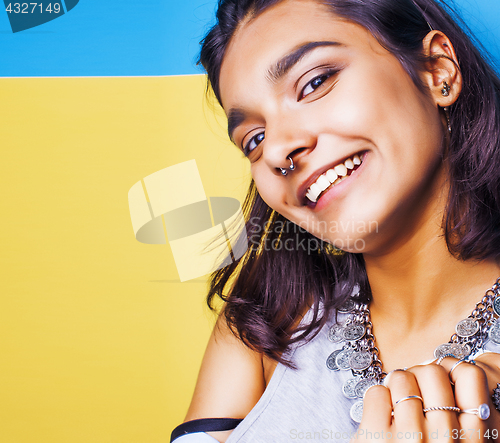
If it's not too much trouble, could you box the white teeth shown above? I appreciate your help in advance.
[306,191,317,203]
[316,175,330,191]
[309,183,321,199]
[334,164,348,177]
[305,153,363,203]
[326,169,338,183]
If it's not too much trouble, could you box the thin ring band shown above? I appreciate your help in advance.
[423,406,461,414]
[436,353,455,365]
[448,358,466,376]
[395,395,424,406]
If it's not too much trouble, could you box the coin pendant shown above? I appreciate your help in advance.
[349,350,373,371]
[328,324,345,343]
[338,299,357,313]
[355,378,377,398]
[326,349,342,371]
[494,297,500,317]
[455,318,479,338]
[342,377,360,399]
[336,348,354,371]
[450,343,471,359]
[434,343,453,359]
[343,323,365,341]
[489,324,500,344]
[350,400,364,423]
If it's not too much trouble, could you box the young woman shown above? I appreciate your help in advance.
[171,0,500,441]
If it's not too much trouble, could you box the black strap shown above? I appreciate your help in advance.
[170,418,243,442]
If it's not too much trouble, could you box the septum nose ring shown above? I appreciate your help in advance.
[280,157,295,176]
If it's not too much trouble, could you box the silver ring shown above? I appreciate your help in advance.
[423,406,461,414]
[461,403,490,420]
[395,395,423,406]
[436,353,455,365]
[280,157,295,176]
[448,358,467,377]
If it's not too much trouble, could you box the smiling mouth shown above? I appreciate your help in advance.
[305,154,364,203]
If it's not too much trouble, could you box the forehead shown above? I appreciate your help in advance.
[219,0,385,109]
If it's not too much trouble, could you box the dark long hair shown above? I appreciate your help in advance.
[199,0,500,366]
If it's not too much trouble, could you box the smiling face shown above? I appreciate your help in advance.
[219,0,449,254]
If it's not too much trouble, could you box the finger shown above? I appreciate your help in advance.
[474,351,500,370]
[474,353,500,418]
[474,352,500,390]
[439,358,491,429]
[362,384,393,428]
[435,355,461,384]
[408,364,459,429]
[384,369,424,429]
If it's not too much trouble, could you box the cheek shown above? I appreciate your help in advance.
[252,167,283,209]
[313,66,405,140]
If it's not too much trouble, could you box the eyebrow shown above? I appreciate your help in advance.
[227,41,342,142]
[268,40,342,83]
[227,108,246,143]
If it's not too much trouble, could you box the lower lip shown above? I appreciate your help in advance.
[309,154,367,212]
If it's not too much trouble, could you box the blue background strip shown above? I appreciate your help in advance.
[0,0,498,77]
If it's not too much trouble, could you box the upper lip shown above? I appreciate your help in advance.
[297,153,362,205]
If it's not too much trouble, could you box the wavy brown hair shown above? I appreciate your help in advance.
[200,0,500,367]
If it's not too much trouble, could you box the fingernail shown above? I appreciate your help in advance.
[363,383,382,400]
[383,368,406,387]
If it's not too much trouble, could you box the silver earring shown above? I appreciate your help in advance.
[441,81,451,97]
[280,157,295,176]
[444,106,452,134]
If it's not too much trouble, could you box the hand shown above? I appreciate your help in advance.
[353,363,492,442]
[438,353,500,440]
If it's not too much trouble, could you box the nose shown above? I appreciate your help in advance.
[262,112,317,176]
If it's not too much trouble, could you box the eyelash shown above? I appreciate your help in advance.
[299,69,338,100]
[243,131,265,156]
[241,69,339,157]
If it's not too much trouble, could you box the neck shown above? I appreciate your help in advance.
[361,171,499,370]
[365,233,499,329]
[364,236,498,370]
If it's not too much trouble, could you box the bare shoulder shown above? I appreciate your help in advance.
[184,315,267,440]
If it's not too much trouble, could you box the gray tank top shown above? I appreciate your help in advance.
[226,311,500,443]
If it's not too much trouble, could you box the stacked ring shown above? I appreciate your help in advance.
[395,395,424,406]
[436,353,455,365]
[448,358,467,378]
[423,406,461,414]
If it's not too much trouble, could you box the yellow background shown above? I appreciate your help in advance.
[0,75,250,442]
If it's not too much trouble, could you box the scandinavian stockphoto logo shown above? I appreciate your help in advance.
[128,160,248,282]
[4,0,79,33]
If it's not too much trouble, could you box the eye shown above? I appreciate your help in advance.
[299,71,337,100]
[243,131,265,156]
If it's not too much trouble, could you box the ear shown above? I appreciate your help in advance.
[421,31,462,107]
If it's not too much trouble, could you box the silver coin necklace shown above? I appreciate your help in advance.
[326,278,500,423]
